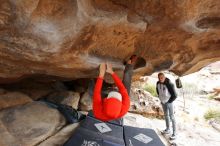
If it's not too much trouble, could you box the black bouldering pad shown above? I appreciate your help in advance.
[123,126,165,146]
[64,131,103,146]
[64,116,125,146]
[63,113,165,146]
[81,116,125,145]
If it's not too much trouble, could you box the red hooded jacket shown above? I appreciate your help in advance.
[93,73,130,121]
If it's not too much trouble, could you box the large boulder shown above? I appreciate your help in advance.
[1,79,64,100]
[0,90,32,110]
[79,92,93,111]
[129,88,163,118]
[0,102,66,146]
[38,123,79,146]
[47,91,81,109]
[0,0,220,83]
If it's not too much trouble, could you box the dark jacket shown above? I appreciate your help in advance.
[156,78,177,103]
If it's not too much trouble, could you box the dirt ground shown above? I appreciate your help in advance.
[124,95,220,146]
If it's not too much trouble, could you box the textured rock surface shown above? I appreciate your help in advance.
[0,90,32,110]
[129,88,163,118]
[0,102,66,146]
[1,78,75,100]
[79,91,92,111]
[0,0,220,83]
[47,91,81,109]
[38,123,79,146]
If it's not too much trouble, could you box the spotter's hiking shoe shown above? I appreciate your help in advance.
[161,129,170,135]
[170,134,176,140]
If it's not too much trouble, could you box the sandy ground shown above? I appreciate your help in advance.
[124,96,220,146]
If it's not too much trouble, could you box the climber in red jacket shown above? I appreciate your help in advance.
[93,55,137,121]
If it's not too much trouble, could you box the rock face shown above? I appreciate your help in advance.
[129,88,163,118]
[0,90,32,110]
[0,102,66,146]
[79,91,93,111]
[0,0,220,83]
[38,123,79,146]
[47,91,81,109]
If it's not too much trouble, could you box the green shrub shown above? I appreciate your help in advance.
[204,109,220,122]
[208,95,216,100]
[143,84,158,97]
[182,82,199,95]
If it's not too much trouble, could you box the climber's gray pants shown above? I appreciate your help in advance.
[122,64,133,95]
[162,102,176,135]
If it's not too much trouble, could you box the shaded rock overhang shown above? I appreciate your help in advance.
[0,0,220,83]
